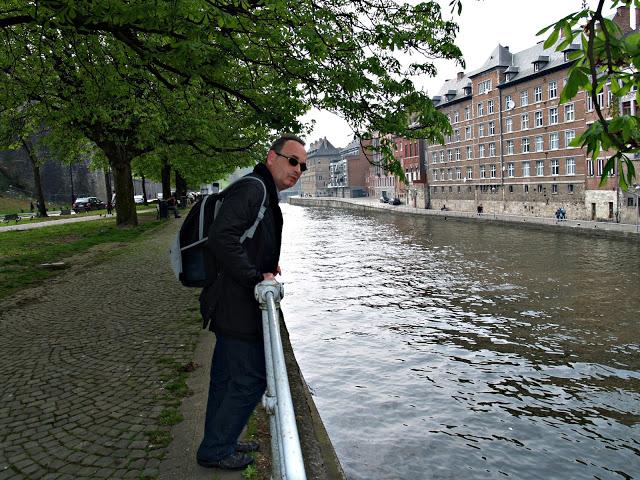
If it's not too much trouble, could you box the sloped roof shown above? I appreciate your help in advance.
[307,137,341,158]
[500,40,566,85]
[468,44,513,77]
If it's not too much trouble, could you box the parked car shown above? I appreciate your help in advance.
[379,195,389,203]
[134,194,145,204]
[391,197,402,205]
[72,197,106,213]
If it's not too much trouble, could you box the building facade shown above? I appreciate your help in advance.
[425,6,638,222]
[328,137,370,198]
[300,137,340,197]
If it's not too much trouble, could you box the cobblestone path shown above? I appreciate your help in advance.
[0,221,203,479]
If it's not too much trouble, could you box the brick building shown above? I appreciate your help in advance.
[328,137,370,198]
[425,6,638,222]
[300,137,340,197]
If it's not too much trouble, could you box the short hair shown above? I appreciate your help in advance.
[269,134,305,153]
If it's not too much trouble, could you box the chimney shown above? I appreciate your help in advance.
[456,71,465,80]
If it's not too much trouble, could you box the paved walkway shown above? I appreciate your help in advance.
[0,220,243,479]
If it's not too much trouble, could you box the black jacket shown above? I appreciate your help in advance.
[199,163,283,341]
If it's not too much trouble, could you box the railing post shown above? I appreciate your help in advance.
[255,280,307,480]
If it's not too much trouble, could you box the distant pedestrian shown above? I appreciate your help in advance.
[106,202,113,215]
[29,201,34,213]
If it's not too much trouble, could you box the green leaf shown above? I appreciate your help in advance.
[544,28,560,49]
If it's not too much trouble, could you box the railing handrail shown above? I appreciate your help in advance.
[255,280,307,480]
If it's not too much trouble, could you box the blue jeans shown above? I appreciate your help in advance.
[197,334,266,461]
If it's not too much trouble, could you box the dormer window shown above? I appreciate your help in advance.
[532,55,549,72]
[504,65,519,83]
[463,85,472,96]
[445,89,457,101]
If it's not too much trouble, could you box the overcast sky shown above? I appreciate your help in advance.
[299,0,623,149]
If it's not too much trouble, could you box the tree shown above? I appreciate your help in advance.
[539,0,639,190]
[1,0,464,217]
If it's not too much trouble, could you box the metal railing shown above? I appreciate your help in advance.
[254,280,307,480]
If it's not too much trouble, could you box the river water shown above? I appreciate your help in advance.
[279,203,640,480]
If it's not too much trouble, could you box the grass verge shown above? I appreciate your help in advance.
[0,211,163,300]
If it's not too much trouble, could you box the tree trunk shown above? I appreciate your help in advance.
[175,170,187,198]
[161,157,172,199]
[100,141,138,226]
[141,174,148,205]
[22,138,47,218]
[104,169,113,204]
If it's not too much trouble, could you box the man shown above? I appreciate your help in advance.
[197,134,307,470]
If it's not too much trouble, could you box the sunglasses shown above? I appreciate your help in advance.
[275,151,307,172]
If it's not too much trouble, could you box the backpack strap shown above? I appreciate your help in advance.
[239,176,267,243]
[198,194,210,241]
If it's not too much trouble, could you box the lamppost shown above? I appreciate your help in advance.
[69,164,75,206]
[631,185,640,234]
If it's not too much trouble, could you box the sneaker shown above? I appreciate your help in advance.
[236,440,260,453]
[197,452,254,470]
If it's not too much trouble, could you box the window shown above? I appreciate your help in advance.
[538,184,543,193]
[535,110,543,127]
[552,184,558,194]
[522,137,530,153]
[597,158,604,176]
[455,129,461,141]
[549,107,558,124]
[489,121,495,135]
[549,80,557,99]
[456,167,462,179]
[489,143,496,157]
[490,164,497,178]
[432,152,438,163]
[455,148,461,161]
[488,100,494,113]
[566,157,576,175]
[478,124,485,137]
[608,89,613,107]
[597,91,604,108]
[478,79,492,94]
[521,113,529,129]
[477,103,484,116]
[550,132,559,150]
[524,184,529,193]
[454,111,459,123]
[535,135,544,152]
[440,168,445,179]
[465,126,472,139]
[507,163,514,177]
[433,169,438,181]
[448,149,453,161]
[565,130,576,148]
[507,140,514,155]
[534,85,542,102]
[479,144,485,157]
[464,106,470,120]
[568,184,574,193]
[504,95,512,110]
[480,165,486,178]
[587,159,594,176]
[564,103,575,121]
[466,146,473,159]
[521,90,528,106]
[523,161,531,177]
[467,166,473,179]
[506,117,513,132]
[551,159,559,175]
[440,151,445,162]
[536,160,544,176]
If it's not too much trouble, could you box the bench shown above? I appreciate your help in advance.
[2,213,20,223]
[60,209,71,216]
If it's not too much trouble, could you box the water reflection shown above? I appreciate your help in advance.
[280,204,640,480]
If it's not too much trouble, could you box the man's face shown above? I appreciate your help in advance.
[266,140,308,191]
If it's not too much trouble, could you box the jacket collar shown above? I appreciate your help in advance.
[253,162,280,204]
